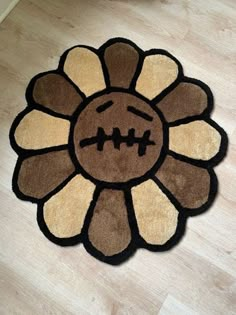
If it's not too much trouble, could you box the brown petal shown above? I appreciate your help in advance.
[88,189,131,256]
[17,149,75,199]
[104,42,139,88]
[156,155,211,209]
[157,82,208,123]
[32,73,83,115]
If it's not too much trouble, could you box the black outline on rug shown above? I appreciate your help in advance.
[9,37,228,265]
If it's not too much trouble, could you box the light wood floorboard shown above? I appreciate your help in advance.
[0,0,235,314]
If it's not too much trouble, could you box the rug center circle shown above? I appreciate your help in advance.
[73,91,163,184]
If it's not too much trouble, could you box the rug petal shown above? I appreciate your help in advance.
[156,155,210,209]
[88,189,132,256]
[103,41,139,88]
[14,110,70,150]
[132,179,178,245]
[43,175,95,238]
[169,120,221,160]
[17,149,75,199]
[32,73,83,116]
[157,82,209,123]
[135,54,178,100]
[63,47,106,96]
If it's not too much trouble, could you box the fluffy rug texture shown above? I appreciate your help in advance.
[10,38,227,264]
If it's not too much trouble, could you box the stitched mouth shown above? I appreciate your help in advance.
[79,127,156,156]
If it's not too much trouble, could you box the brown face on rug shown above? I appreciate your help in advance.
[73,92,163,183]
[10,38,227,265]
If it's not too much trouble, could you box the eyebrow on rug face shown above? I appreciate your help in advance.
[127,106,153,121]
[96,100,114,113]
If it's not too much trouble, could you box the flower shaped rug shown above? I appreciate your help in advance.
[10,38,227,264]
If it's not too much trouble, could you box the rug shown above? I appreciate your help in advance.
[10,38,228,265]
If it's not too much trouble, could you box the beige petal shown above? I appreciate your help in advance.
[169,120,221,160]
[14,110,70,150]
[63,47,106,96]
[132,179,178,245]
[44,175,95,238]
[135,54,178,100]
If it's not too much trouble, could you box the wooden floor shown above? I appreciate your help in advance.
[0,0,236,314]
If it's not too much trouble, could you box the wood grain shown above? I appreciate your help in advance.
[0,0,235,314]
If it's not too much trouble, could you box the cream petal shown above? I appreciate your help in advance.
[63,47,106,96]
[132,179,178,245]
[169,120,221,160]
[14,110,70,150]
[43,175,95,238]
[135,54,179,100]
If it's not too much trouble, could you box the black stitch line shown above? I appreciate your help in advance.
[79,127,155,156]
